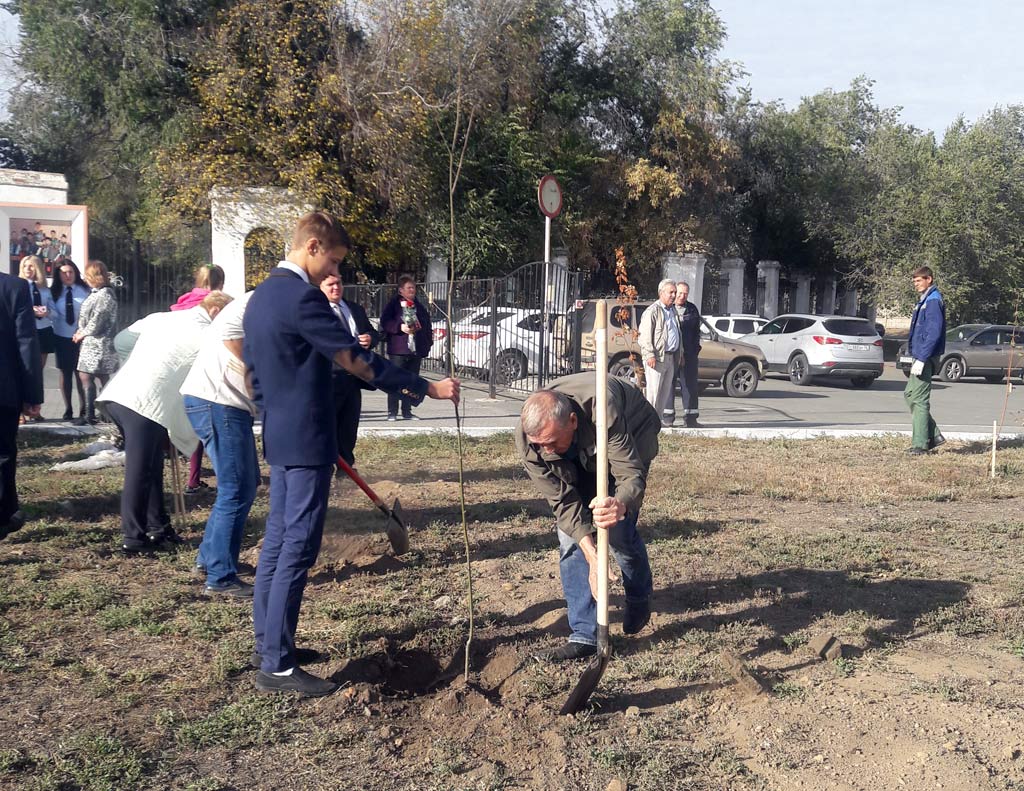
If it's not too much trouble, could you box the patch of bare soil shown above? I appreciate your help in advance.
[5,433,1024,790]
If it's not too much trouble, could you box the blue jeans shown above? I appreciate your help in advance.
[253,464,333,673]
[184,396,259,587]
[557,511,653,646]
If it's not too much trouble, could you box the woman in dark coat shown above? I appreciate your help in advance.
[379,275,432,420]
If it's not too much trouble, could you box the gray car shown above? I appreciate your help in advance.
[896,324,1024,382]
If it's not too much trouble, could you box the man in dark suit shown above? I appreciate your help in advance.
[0,272,43,540]
[319,273,379,471]
[243,211,459,697]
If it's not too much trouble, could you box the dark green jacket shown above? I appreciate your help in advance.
[515,373,661,543]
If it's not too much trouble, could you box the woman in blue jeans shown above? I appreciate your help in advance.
[180,289,260,597]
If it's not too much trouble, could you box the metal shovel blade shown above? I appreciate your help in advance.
[385,497,409,555]
[559,629,610,715]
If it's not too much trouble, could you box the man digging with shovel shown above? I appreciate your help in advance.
[516,372,659,663]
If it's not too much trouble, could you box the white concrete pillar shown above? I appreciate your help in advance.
[757,260,781,319]
[721,257,745,315]
[820,277,837,315]
[794,273,812,314]
[840,287,858,316]
[661,252,706,311]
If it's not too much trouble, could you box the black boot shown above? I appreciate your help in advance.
[84,383,98,425]
[684,415,702,428]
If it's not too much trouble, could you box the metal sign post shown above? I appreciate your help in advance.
[537,174,563,387]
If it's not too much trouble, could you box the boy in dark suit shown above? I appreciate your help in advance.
[243,211,459,696]
[0,272,43,539]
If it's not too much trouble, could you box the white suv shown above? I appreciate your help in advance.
[704,314,768,340]
[738,314,883,388]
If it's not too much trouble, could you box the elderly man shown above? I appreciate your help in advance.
[516,372,659,661]
[673,281,703,428]
[638,279,680,427]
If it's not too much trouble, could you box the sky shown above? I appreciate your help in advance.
[711,0,1024,136]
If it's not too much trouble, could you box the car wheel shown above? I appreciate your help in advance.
[494,350,528,383]
[724,361,759,397]
[788,353,813,386]
[939,356,965,382]
[608,355,643,387]
[985,375,1005,383]
[850,376,874,389]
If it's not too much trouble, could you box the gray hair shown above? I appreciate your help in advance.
[677,281,690,291]
[521,389,574,435]
[657,279,676,295]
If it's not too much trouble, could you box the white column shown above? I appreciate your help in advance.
[757,260,781,319]
[661,252,706,310]
[820,277,837,315]
[721,257,745,315]
[840,287,858,316]
[794,273,812,314]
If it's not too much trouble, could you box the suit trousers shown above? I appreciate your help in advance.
[676,353,700,418]
[644,355,677,425]
[253,464,333,673]
[332,374,362,467]
[0,406,19,525]
[106,401,170,547]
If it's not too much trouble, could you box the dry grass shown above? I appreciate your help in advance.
[2,431,1024,790]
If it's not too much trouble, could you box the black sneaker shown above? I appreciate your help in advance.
[0,512,25,541]
[62,409,73,421]
[72,416,88,426]
[532,642,597,662]
[929,434,947,450]
[204,580,254,598]
[255,667,338,697]
[684,418,703,429]
[249,647,322,669]
[623,600,652,635]
[120,541,158,556]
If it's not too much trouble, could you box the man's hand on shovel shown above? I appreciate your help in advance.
[427,377,461,407]
[580,496,626,600]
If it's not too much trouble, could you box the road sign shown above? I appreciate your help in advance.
[538,174,563,219]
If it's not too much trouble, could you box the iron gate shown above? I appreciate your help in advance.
[345,260,584,395]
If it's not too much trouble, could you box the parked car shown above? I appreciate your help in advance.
[572,300,767,397]
[738,314,883,388]
[704,314,768,340]
[895,324,1024,382]
[448,307,567,383]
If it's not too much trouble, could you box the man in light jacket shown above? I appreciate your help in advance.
[98,292,233,553]
[638,279,680,427]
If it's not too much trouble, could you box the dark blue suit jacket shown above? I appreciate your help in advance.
[0,273,43,409]
[244,268,428,467]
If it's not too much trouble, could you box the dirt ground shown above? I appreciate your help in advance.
[3,431,1024,790]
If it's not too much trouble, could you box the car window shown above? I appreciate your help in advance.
[783,318,816,333]
[714,319,730,331]
[517,314,543,332]
[1010,331,1024,346]
[973,330,1000,346]
[467,311,514,327]
[822,319,876,337]
[947,324,982,342]
[611,305,640,329]
[760,318,786,335]
[732,319,756,334]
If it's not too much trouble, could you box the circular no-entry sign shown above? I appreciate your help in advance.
[538,174,563,219]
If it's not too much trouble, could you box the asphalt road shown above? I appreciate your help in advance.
[36,362,1024,434]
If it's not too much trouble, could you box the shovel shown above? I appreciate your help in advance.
[560,298,611,715]
[337,457,410,555]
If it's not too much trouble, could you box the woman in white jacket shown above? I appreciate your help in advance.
[98,291,233,553]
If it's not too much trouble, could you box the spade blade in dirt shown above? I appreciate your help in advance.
[385,498,409,555]
[559,636,610,715]
[338,457,411,555]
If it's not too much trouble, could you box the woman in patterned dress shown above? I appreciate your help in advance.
[72,260,119,425]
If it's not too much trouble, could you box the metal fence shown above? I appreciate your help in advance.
[347,260,585,395]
